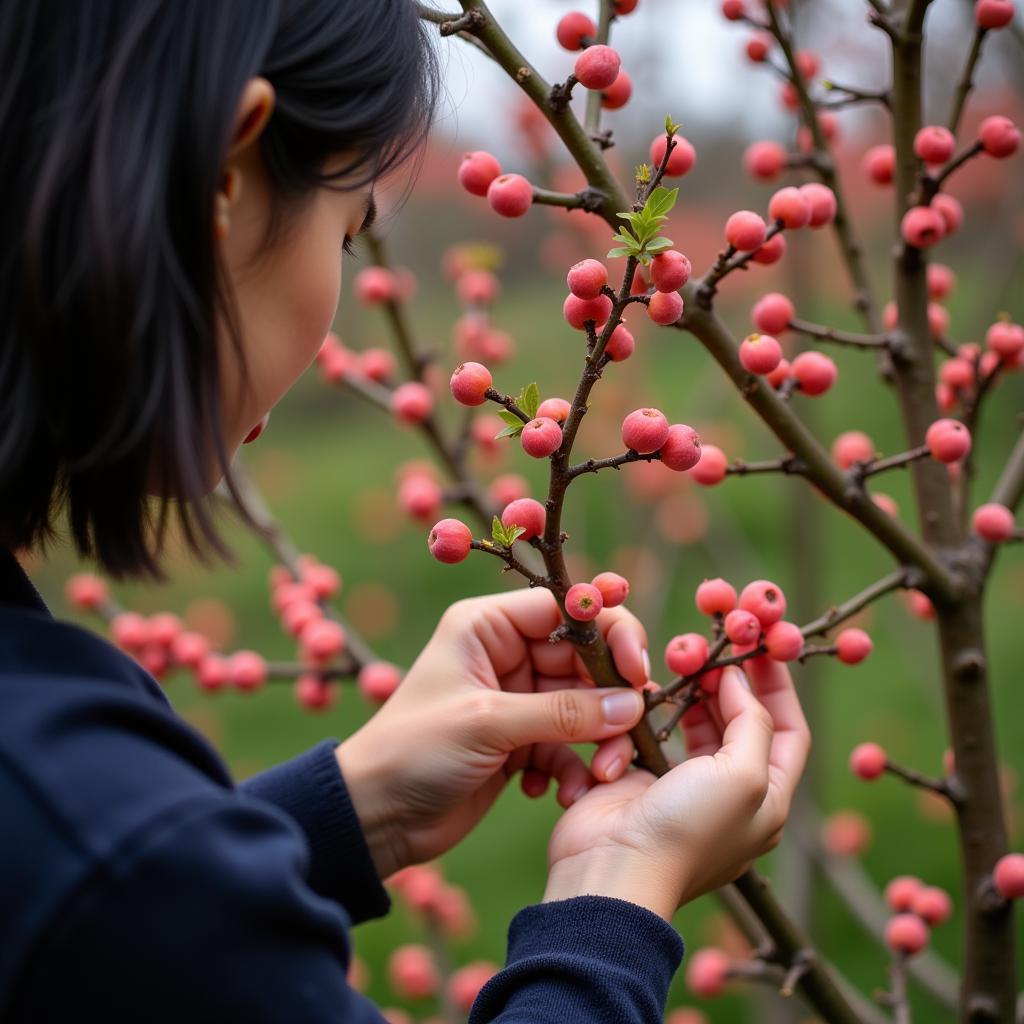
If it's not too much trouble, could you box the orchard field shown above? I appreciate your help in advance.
[24,1,1024,1021]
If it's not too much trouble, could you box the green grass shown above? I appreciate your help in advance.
[29,269,1024,1023]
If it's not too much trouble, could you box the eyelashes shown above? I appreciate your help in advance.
[342,193,377,258]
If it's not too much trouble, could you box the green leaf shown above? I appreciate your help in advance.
[646,186,678,219]
[611,230,639,248]
[521,382,540,419]
[646,236,674,252]
[664,114,681,136]
[491,515,507,545]
[506,525,526,545]
[498,409,523,427]
[495,423,525,441]
[606,246,633,259]
[616,211,646,229]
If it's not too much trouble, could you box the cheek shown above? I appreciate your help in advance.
[277,235,342,384]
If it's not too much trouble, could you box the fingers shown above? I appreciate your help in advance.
[589,732,634,782]
[714,666,774,800]
[679,699,721,758]
[481,686,645,752]
[526,742,595,808]
[441,592,650,691]
[521,768,550,798]
[598,607,650,689]
[527,604,650,688]
[438,590,564,678]
[745,654,811,820]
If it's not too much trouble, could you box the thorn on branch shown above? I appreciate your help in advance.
[780,950,814,997]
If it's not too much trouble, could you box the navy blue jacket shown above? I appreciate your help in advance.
[0,547,684,1021]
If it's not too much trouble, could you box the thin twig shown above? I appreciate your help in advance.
[470,540,550,588]
[947,25,988,134]
[852,445,931,481]
[790,317,892,351]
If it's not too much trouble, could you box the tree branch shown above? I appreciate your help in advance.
[470,539,550,588]
[789,318,893,351]
[852,445,931,480]
[567,450,662,479]
[763,2,882,331]
[677,302,959,602]
[947,25,989,135]
[797,818,959,1008]
[484,387,529,423]
[216,459,377,671]
[726,456,807,477]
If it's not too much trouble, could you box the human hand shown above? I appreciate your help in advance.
[541,658,811,921]
[335,587,651,879]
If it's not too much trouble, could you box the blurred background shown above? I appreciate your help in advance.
[20,0,1024,1020]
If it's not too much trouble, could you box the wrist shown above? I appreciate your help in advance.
[334,734,406,881]
[543,848,683,923]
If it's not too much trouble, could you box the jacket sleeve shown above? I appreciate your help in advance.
[468,896,685,1024]
[238,738,391,925]
[11,793,390,1024]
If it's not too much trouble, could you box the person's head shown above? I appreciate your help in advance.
[0,0,440,580]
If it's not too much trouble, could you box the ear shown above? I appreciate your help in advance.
[214,78,276,242]
[227,77,276,158]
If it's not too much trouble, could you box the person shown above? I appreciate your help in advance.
[0,2,811,1021]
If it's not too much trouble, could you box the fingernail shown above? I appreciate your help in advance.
[642,648,652,681]
[571,784,590,804]
[605,757,623,781]
[730,666,752,691]
[602,690,642,724]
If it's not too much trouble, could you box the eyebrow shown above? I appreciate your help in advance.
[358,193,377,235]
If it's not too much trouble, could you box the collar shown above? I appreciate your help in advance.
[0,547,54,617]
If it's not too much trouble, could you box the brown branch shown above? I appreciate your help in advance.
[444,8,906,1021]
[215,460,377,671]
[654,568,912,706]
[990,427,1024,513]
[947,25,989,135]
[959,361,1004,526]
[531,185,608,211]
[360,233,497,527]
[763,2,882,332]
[883,758,958,800]
[852,445,931,481]
[887,952,912,1024]
[484,387,529,423]
[789,317,893,351]
[919,140,985,203]
[699,222,786,301]
[583,0,615,136]
[797,817,960,1008]
[364,233,433,383]
[567,450,662,479]
[339,370,394,413]
[890,11,1018,1015]
[726,456,807,477]
[821,80,891,111]
[470,539,550,588]
[677,303,958,601]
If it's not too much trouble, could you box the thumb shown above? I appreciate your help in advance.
[485,687,645,751]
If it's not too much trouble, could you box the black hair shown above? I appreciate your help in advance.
[0,0,440,580]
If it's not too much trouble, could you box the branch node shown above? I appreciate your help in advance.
[952,648,985,684]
